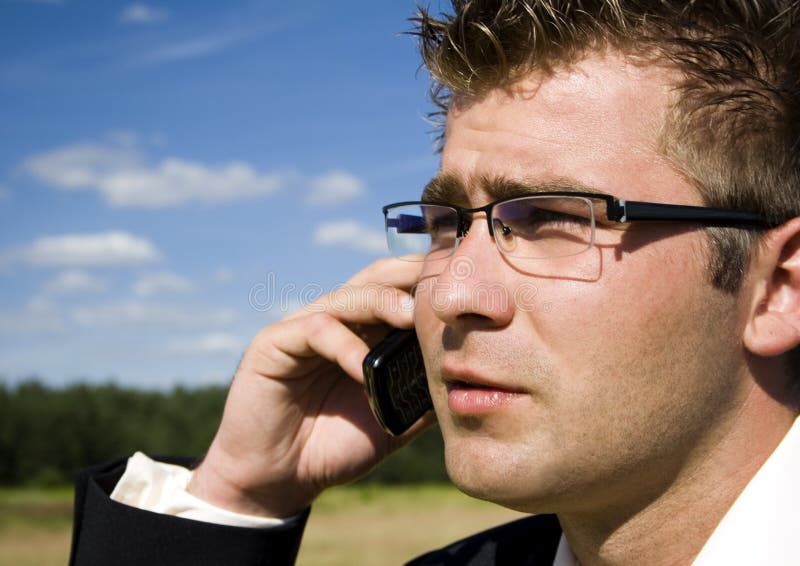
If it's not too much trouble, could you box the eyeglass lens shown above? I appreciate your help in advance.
[385,196,596,263]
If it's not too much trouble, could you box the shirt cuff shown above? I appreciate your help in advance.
[110,451,288,529]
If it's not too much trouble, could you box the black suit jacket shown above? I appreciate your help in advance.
[69,457,562,565]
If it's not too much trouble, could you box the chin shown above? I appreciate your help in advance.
[442,433,560,514]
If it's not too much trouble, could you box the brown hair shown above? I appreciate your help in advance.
[412,0,800,375]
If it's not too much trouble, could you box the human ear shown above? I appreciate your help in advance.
[743,217,800,357]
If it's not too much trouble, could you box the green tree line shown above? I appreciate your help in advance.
[0,380,447,486]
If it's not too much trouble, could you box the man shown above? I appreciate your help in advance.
[69,1,800,564]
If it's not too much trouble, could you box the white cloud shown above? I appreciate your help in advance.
[100,158,288,207]
[4,231,161,268]
[213,266,234,284]
[23,140,294,208]
[312,220,387,254]
[0,298,64,335]
[43,269,108,295]
[139,30,254,64]
[133,271,193,297]
[73,302,236,328]
[166,333,245,355]
[306,171,365,206]
[106,130,139,147]
[24,143,139,191]
[120,3,169,24]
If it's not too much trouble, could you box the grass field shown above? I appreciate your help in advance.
[0,484,527,565]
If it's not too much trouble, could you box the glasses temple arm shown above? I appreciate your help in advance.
[386,215,429,234]
[615,200,770,226]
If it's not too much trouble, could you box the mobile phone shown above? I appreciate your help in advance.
[363,328,433,436]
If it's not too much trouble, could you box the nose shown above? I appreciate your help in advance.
[422,215,515,329]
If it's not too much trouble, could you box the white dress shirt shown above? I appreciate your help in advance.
[111,452,285,528]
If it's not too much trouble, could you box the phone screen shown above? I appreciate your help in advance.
[363,328,433,436]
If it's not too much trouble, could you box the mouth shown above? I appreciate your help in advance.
[446,379,512,391]
[443,373,527,415]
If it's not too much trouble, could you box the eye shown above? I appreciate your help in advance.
[492,196,595,259]
[498,201,591,234]
[493,219,517,252]
[530,209,590,227]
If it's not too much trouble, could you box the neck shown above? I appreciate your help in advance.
[559,385,797,566]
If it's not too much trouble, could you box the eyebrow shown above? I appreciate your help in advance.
[421,173,612,204]
[421,173,464,204]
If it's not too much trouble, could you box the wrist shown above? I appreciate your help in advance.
[187,452,315,519]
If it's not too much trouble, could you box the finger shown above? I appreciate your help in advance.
[283,259,420,323]
[346,258,423,290]
[246,312,374,384]
[348,321,395,349]
[286,284,416,329]
[315,284,415,325]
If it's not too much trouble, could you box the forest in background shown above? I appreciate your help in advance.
[0,380,448,486]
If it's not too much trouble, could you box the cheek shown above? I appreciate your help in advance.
[536,244,738,453]
[413,288,439,356]
[413,287,446,397]
[532,234,708,361]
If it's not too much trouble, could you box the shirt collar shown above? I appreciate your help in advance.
[691,415,800,565]
[554,416,800,566]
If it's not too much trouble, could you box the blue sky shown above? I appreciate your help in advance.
[0,0,442,388]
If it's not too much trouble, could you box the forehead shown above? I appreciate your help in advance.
[438,51,697,206]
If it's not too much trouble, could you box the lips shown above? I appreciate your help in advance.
[447,379,497,390]
[441,367,527,415]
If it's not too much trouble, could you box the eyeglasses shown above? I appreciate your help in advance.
[382,192,772,264]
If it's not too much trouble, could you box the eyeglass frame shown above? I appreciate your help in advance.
[382,191,775,260]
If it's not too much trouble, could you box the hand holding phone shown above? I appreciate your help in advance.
[363,328,433,436]
[191,259,423,518]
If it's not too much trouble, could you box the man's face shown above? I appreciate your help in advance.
[413,52,748,516]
